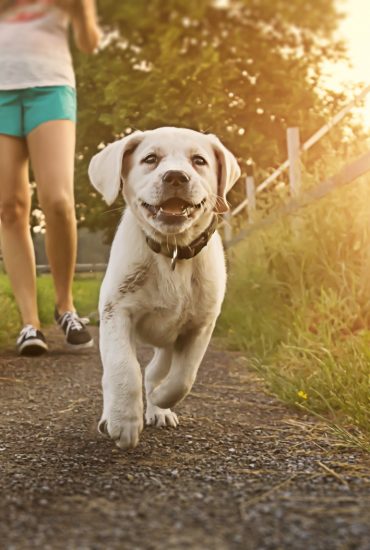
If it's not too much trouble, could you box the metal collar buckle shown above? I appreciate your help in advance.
[171,245,178,271]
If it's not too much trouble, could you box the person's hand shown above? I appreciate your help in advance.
[57,0,101,54]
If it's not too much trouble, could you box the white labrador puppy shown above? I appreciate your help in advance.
[88,127,240,449]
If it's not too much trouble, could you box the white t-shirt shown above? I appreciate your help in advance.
[0,1,75,90]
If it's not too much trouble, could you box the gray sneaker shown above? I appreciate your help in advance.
[55,308,94,349]
[16,325,48,356]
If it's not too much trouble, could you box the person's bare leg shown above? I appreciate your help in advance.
[27,120,76,314]
[0,134,40,328]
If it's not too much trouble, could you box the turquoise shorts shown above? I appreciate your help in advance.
[0,86,77,137]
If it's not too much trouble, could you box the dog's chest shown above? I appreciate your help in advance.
[135,264,214,346]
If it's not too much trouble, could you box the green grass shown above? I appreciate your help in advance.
[0,273,102,348]
[218,176,370,449]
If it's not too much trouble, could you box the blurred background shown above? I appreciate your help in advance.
[68,0,370,240]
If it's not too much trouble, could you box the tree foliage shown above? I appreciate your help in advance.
[72,0,347,237]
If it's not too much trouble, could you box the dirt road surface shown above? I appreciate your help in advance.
[0,326,369,549]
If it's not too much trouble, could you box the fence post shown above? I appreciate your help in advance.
[246,164,256,224]
[287,127,302,197]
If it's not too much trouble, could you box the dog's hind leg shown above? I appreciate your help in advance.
[148,322,215,410]
[145,347,179,427]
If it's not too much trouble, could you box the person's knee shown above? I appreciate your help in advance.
[42,196,75,223]
[0,199,29,227]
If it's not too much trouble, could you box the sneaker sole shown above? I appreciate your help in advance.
[18,340,48,357]
[65,339,94,350]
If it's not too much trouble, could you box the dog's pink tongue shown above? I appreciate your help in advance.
[160,198,189,214]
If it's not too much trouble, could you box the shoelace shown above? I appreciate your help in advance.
[59,312,89,336]
[19,324,38,340]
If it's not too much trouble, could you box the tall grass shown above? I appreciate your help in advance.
[0,273,102,348]
[218,174,370,447]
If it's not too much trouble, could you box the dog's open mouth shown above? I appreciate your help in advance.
[140,197,206,224]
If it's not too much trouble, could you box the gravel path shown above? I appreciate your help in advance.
[0,326,369,550]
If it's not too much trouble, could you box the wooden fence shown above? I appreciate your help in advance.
[222,84,370,247]
[225,150,370,249]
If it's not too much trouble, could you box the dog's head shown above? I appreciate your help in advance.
[88,127,240,235]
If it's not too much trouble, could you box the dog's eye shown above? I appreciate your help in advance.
[192,155,207,166]
[142,154,158,164]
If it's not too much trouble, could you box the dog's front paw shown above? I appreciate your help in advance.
[145,403,179,428]
[98,406,143,449]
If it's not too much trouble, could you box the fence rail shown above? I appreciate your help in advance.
[36,263,107,274]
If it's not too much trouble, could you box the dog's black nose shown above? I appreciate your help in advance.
[162,170,190,186]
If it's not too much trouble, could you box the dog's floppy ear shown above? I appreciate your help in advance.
[88,131,143,205]
[207,134,241,213]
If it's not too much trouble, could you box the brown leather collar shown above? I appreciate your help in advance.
[145,215,218,270]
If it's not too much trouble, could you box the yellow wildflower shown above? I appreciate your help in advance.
[297,390,308,400]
